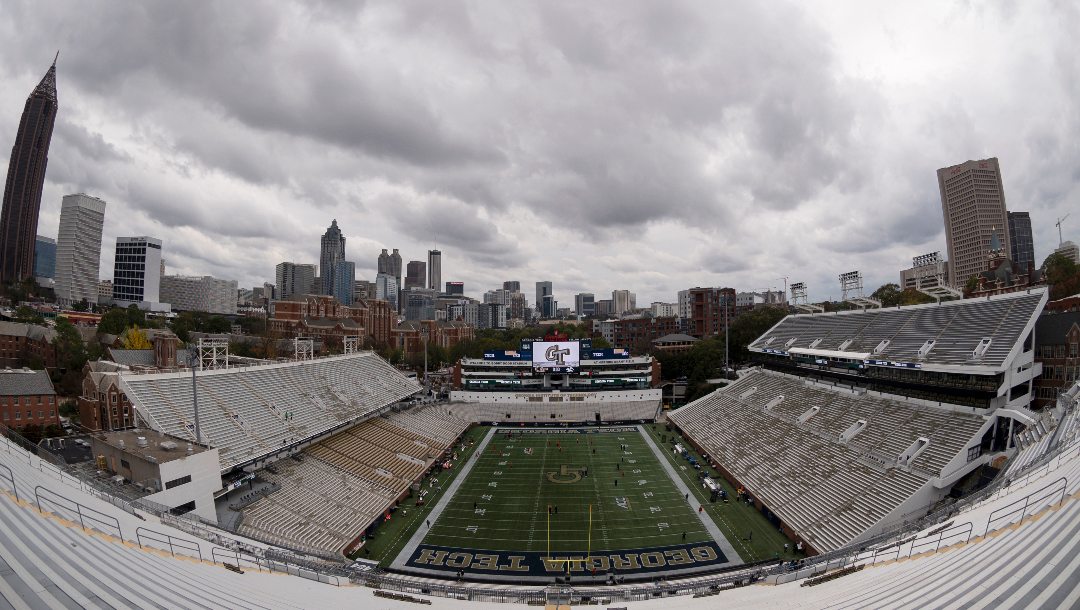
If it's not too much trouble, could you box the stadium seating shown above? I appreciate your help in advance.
[120,352,422,471]
[237,405,470,556]
[750,290,1044,367]
[669,369,989,552]
[0,404,1077,608]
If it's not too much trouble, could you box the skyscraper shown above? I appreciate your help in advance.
[536,281,552,317]
[112,236,163,308]
[320,219,345,295]
[375,272,399,311]
[405,260,426,289]
[427,249,441,291]
[377,249,392,275]
[503,281,521,292]
[275,262,316,300]
[612,290,634,316]
[332,260,355,306]
[938,158,1011,288]
[54,194,106,307]
[1007,211,1035,271]
[34,236,55,279]
[0,59,58,283]
[390,248,402,283]
[574,293,595,317]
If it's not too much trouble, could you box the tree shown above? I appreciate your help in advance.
[97,307,129,335]
[51,317,88,396]
[119,325,152,349]
[14,305,45,325]
[964,275,979,296]
[1043,252,1080,300]
[871,283,902,307]
[125,304,147,328]
[70,299,90,312]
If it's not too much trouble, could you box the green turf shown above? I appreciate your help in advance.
[421,426,713,554]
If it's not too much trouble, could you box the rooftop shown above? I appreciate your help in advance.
[92,429,210,463]
[0,369,55,396]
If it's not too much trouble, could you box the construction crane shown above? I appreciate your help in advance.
[1057,213,1071,246]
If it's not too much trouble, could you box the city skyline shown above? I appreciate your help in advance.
[0,2,1076,305]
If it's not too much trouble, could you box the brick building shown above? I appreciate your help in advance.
[1032,310,1080,409]
[687,287,736,339]
[0,369,58,430]
[269,294,394,347]
[611,316,680,354]
[0,321,57,368]
[393,320,474,359]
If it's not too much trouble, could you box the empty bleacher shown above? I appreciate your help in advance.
[237,405,470,556]
[120,352,422,471]
[670,369,988,552]
[750,290,1044,368]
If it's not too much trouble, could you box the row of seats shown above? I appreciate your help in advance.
[750,290,1044,367]
[238,405,470,556]
[120,353,422,470]
[669,370,987,552]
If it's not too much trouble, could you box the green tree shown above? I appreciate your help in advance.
[125,304,147,328]
[871,283,902,307]
[14,305,45,324]
[52,317,89,396]
[70,298,91,312]
[1043,252,1080,299]
[97,307,129,335]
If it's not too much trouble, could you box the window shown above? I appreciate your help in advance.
[169,500,196,516]
[165,475,192,490]
[966,446,981,462]
[120,459,130,469]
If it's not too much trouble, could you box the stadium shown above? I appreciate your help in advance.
[1,288,1079,608]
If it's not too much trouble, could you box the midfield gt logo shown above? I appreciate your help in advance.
[544,344,571,365]
[546,465,586,484]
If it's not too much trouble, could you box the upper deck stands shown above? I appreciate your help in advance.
[750,290,1046,370]
[120,352,422,471]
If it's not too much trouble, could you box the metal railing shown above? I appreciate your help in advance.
[136,526,204,561]
[1,398,1077,603]
[983,477,1068,536]
[34,484,122,539]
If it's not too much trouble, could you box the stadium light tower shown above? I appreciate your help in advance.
[187,350,202,445]
[912,252,961,302]
[790,281,823,314]
[839,270,881,309]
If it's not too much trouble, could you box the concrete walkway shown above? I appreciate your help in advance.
[637,425,743,564]
[390,426,499,569]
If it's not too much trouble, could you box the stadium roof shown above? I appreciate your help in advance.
[749,288,1048,372]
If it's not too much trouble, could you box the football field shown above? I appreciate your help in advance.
[396,425,739,580]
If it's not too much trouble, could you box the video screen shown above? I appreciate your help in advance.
[532,340,580,373]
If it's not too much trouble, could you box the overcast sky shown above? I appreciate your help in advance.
[1,1,1076,306]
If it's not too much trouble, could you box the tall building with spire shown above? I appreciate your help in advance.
[319,219,345,295]
[0,57,58,284]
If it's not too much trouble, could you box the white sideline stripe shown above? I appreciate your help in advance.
[390,426,499,568]
[637,425,743,564]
